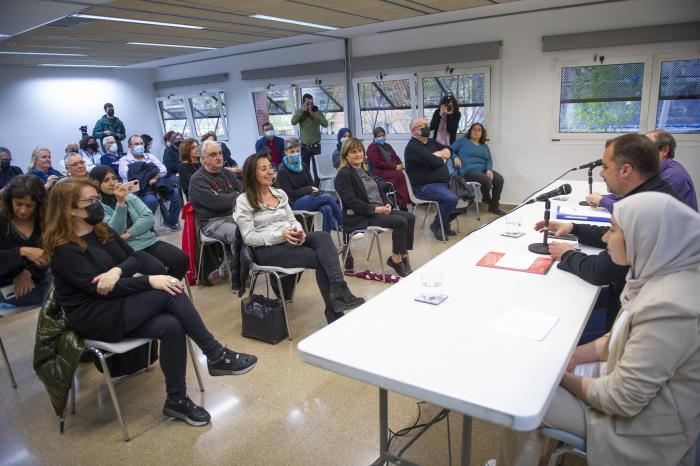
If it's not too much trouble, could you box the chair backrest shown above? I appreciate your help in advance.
[402,171,424,204]
[315,153,336,179]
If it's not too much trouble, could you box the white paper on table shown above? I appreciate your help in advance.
[494,253,536,270]
[493,308,560,341]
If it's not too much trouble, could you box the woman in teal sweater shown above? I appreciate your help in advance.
[451,123,506,215]
[89,166,189,279]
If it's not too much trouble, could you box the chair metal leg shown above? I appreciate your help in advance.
[91,348,130,442]
[420,203,431,229]
[0,335,17,389]
[145,341,152,372]
[436,204,447,243]
[70,373,76,414]
[374,232,386,277]
[366,233,375,261]
[270,272,293,341]
[474,199,480,221]
[187,337,205,392]
[196,241,206,285]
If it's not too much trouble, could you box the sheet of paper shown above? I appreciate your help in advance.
[494,253,536,270]
[493,308,560,341]
[557,205,611,219]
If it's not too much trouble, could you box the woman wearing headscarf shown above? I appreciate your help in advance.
[366,127,409,210]
[332,128,352,169]
[495,192,700,466]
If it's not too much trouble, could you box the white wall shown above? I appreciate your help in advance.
[155,0,700,204]
[0,67,162,171]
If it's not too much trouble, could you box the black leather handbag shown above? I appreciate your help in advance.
[240,294,289,344]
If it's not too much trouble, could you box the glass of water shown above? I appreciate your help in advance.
[419,273,445,304]
[504,216,523,237]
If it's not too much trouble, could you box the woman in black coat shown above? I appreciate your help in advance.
[430,95,461,145]
[43,178,257,427]
[334,138,415,277]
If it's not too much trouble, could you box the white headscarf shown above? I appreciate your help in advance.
[615,192,700,307]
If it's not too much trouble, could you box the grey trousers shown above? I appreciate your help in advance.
[496,387,587,466]
[202,216,237,262]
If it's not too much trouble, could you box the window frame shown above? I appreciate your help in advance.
[353,73,417,139]
[156,90,230,141]
[249,84,297,138]
[295,82,347,137]
[552,56,654,140]
[647,53,700,143]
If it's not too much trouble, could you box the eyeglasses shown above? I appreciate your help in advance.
[204,151,223,158]
[68,160,86,167]
[78,195,101,204]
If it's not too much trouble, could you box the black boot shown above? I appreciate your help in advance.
[324,307,344,324]
[402,255,413,274]
[329,282,365,312]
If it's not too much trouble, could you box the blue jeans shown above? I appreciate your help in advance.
[292,194,342,232]
[140,189,181,227]
[0,272,50,309]
[414,183,458,229]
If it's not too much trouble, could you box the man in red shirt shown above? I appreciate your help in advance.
[254,122,285,168]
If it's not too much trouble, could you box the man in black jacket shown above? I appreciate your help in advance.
[535,133,680,329]
[404,117,458,241]
[188,140,242,284]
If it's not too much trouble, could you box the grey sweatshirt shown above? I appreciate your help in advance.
[233,187,302,247]
[188,167,241,222]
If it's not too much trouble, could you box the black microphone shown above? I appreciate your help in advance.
[577,159,602,170]
[526,184,572,204]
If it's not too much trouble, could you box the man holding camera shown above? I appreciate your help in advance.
[291,94,328,186]
[93,102,126,155]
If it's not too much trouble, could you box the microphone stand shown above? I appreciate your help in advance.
[579,166,594,206]
[528,199,551,255]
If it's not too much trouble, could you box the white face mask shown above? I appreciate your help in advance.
[107,144,118,153]
[265,130,275,138]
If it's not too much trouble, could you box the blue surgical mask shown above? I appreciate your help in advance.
[265,130,275,138]
[132,145,145,156]
[375,137,386,145]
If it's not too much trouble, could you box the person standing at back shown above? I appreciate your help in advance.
[291,94,328,186]
[93,103,126,155]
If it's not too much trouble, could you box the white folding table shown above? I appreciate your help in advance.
[298,180,610,465]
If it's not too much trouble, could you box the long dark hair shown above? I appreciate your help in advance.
[240,152,272,212]
[466,123,487,144]
[0,175,47,227]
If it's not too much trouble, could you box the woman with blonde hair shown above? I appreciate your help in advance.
[44,178,257,427]
[28,147,62,190]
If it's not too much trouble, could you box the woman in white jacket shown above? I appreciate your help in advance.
[234,152,364,324]
[496,192,700,466]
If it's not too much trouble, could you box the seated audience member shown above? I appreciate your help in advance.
[0,176,50,308]
[90,166,189,279]
[61,153,89,180]
[59,141,95,176]
[79,135,101,166]
[254,124,284,169]
[589,130,698,212]
[451,123,506,215]
[332,128,351,169]
[335,138,415,277]
[119,135,181,231]
[366,127,410,210]
[28,147,62,190]
[234,152,364,324]
[277,138,342,233]
[430,95,461,145]
[188,140,241,283]
[163,132,183,177]
[178,138,201,200]
[100,136,122,178]
[44,178,257,427]
[538,133,680,330]
[404,118,457,241]
[141,134,154,154]
[202,131,241,176]
[0,147,23,190]
[496,192,700,466]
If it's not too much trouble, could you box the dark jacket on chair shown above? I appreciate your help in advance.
[335,166,390,232]
[33,283,84,416]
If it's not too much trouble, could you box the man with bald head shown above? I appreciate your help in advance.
[404,117,457,241]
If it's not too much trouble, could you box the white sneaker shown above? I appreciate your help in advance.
[485,460,496,466]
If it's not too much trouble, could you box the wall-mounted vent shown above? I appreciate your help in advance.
[47,16,95,29]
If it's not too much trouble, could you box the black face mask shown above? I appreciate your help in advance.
[107,109,115,117]
[88,142,99,151]
[1,160,10,170]
[420,126,430,138]
[84,200,105,225]
[173,140,182,147]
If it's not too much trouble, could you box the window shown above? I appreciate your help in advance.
[298,85,345,134]
[558,62,645,133]
[251,87,295,136]
[188,91,228,140]
[157,96,192,137]
[655,59,700,134]
[422,73,486,133]
[357,78,414,134]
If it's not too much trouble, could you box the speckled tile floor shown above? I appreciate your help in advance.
[0,206,582,466]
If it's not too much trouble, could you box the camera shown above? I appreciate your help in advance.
[305,103,319,112]
[79,125,88,137]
